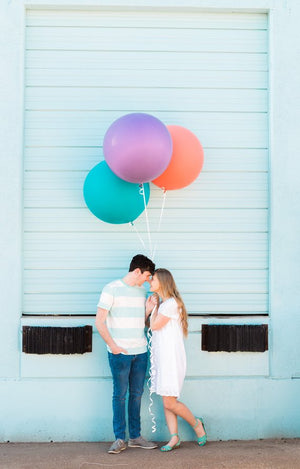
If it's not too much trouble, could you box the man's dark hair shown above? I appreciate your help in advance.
[129,254,155,275]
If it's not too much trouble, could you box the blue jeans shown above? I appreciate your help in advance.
[108,351,148,440]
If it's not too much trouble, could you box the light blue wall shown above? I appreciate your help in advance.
[269,1,300,380]
[1,378,300,442]
[0,0,24,380]
[0,0,300,442]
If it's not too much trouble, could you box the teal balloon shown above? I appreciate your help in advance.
[83,161,150,224]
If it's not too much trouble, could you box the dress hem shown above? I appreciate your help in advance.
[151,390,180,398]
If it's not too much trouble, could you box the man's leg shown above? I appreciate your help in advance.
[128,352,148,439]
[108,352,131,440]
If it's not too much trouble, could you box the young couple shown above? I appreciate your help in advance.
[95,254,207,454]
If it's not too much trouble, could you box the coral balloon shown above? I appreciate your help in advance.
[83,161,150,224]
[103,113,173,183]
[152,125,204,190]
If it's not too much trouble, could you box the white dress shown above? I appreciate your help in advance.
[150,297,186,398]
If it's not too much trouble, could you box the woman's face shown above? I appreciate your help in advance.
[150,274,160,293]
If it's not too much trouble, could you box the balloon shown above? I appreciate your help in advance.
[152,125,204,190]
[103,113,173,183]
[83,161,150,224]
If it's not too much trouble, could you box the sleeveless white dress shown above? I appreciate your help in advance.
[150,297,186,398]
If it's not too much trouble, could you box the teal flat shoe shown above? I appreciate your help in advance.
[160,433,181,452]
[193,417,207,447]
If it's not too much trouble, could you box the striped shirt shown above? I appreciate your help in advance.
[97,279,147,355]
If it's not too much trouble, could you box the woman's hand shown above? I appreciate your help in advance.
[146,294,159,318]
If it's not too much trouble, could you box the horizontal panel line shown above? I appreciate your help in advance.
[26,68,269,73]
[26,49,268,54]
[21,313,269,318]
[26,26,268,31]
[24,266,269,272]
[24,109,269,113]
[22,313,95,317]
[25,86,268,91]
[23,174,269,178]
[25,113,269,119]
[24,146,269,151]
[24,231,269,234]
[24,206,269,210]
[23,205,269,208]
[24,169,268,174]
[24,267,269,270]
[24,290,268,294]
[23,292,114,295]
[24,110,269,115]
[189,313,269,317]
[23,268,269,272]
[16,377,114,382]
[15,376,270,382]
[24,246,268,249]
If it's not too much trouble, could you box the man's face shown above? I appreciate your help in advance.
[136,269,152,286]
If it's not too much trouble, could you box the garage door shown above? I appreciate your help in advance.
[24,8,268,316]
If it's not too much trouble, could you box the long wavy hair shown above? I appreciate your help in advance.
[154,268,188,337]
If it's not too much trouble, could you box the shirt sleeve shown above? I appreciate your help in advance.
[97,284,114,311]
[159,298,179,319]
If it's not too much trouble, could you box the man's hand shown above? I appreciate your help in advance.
[110,344,128,355]
[96,307,128,354]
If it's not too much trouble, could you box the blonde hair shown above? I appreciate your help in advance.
[154,268,188,337]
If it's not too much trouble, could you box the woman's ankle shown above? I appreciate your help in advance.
[193,418,205,437]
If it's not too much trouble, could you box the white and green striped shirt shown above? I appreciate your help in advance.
[97,279,147,355]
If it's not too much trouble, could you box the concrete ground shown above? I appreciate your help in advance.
[1,439,300,469]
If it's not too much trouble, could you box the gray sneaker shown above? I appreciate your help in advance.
[128,436,158,449]
[108,439,126,454]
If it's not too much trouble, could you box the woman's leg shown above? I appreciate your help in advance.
[163,396,205,439]
[163,406,179,447]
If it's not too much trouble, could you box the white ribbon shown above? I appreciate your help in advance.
[129,221,147,251]
[139,184,153,259]
[130,186,167,262]
[151,189,167,261]
[147,306,157,433]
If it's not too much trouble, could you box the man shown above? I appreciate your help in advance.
[95,254,158,454]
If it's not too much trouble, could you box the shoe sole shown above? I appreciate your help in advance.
[108,447,126,454]
[160,445,181,452]
[128,444,157,449]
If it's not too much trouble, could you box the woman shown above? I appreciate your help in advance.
[146,268,207,452]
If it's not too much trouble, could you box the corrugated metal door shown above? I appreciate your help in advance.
[24,9,268,317]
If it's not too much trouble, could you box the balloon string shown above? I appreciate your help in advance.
[129,222,147,252]
[147,305,157,433]
[140,184,153,259]
[151,189,167,261]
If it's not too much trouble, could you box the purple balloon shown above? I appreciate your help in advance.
[103,113,173,183]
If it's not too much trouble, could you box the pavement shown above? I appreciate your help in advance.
[1,439,300,469]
